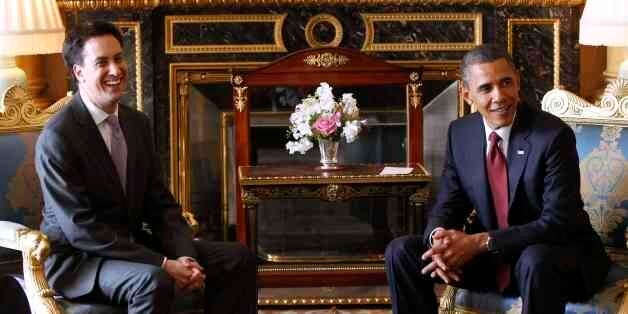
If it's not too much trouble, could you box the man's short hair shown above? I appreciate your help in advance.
[460,44,516,87]
[62,21,124,69]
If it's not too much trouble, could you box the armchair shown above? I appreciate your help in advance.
[0,85,201,314]
[438,88,628,313]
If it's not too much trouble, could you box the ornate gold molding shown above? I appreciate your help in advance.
[303,52,350,68]
[361,13,482,52]
[542,88,628,125]
[113,21,143,112]
[258,263,385,272]
[305,14,343,48]
[165,14,287,54]
[168,62,265,222]
[507,18,560,88]
[58,0,585,10]
[0,85,68,133]
[258,296,390,306]
[233,86,248,112]
[407,72,423,109]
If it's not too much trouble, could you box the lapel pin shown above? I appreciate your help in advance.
[517,150,525,155]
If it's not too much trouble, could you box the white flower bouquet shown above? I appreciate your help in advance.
[286,82,366,155]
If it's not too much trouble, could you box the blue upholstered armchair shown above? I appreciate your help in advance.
[0,86,201,314]
[438,87,628,314]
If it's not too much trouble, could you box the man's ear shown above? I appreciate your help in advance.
[461,84,472,105]
[72,64,83,84]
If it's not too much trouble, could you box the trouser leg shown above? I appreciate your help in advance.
[385,235,438,314]
[193,240,257,314]
[96,259,175,314]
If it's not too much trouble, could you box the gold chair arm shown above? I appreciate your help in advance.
[438,284,458,314]
[0,222,62,314]
[182,210,200,236]
[16,228,62,314]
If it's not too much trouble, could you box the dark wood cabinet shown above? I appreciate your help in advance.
[239,164,431,288]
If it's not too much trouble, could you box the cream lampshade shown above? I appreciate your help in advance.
[579,0,628,80]
[0,0,65,111]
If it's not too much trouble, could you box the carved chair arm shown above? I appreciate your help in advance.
[0,221,62,314]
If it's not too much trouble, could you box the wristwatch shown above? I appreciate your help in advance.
[486,235,499,253]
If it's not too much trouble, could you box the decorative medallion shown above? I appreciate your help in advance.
[303,53,349,68]
[304,14,343,48]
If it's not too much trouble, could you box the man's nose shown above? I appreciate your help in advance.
[108,62,122,75]
[492,86,506,101]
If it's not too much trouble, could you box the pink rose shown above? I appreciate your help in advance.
[313,112,341,136]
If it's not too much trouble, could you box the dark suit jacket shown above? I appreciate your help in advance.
[423,103,608,284]
[35,93,197,298]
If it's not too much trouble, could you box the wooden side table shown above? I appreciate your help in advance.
[239,164,432,291]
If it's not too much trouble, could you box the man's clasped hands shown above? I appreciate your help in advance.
[420,228,488,284]
[163,256,206,292]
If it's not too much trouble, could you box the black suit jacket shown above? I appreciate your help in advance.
[35,93,197,298]
[424,103,607,269]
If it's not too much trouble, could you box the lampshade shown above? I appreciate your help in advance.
[0,0,65,56]
[579,0,628,47]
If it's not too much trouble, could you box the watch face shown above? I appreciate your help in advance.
[488,237,499,254]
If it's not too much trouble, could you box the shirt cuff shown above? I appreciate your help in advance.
[428,227,445,247]
[161,256,168,268]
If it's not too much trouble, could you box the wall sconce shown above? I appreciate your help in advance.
[0,0,65,112]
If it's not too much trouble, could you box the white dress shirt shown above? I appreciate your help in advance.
[80,93,119,154]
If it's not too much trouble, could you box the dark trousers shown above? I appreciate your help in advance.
[83,240,257,314]
[385,235,609,314]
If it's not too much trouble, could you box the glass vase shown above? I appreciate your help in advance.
[318,138,341,170]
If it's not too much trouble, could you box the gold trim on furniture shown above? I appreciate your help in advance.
[113,21,143,112]
[238,169,431,186]
[361,13,482,52]
[507,18,560,88]
[164,14,287,54]
[305,14,343,48]
[258,263,385,272]
[0,222,62,314]
[58,0,585,10]
[258,296,390,306]
[168,62,265,221]
[303,52,350,68]
[0,85,68,133]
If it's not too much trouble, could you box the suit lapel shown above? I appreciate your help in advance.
[71,94,125,200]
[507,106,531,209]
[467,114,496,229]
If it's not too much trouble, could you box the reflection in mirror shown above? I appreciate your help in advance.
[187,81,460,242]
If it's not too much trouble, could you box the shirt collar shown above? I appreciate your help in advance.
[482,112,516,143]
[79,92,119,126]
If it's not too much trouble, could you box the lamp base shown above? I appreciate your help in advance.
[0,56,26,112]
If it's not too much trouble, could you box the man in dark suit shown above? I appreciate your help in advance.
[385,45,610,314]
[35,21,257,313]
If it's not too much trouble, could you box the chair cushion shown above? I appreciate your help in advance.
[572,123,628,248]
[452,263,628,314]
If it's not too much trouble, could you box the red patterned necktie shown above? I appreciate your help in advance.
[106,115,127,193]
[486,131,510,292]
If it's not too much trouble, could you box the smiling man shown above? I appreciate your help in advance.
[35,22,256,313]
[385,44,610,314]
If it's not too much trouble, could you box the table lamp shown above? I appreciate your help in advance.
[579,0,628,99]
[0,0,65,112]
